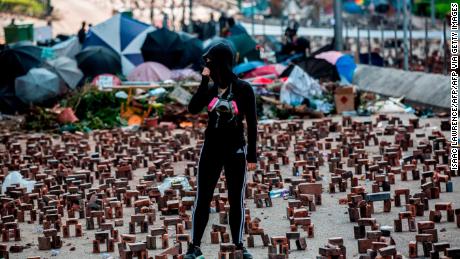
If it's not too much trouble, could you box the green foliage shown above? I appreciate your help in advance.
[62,85,123,130]
[0,0,45,17]
[24,106,59,131]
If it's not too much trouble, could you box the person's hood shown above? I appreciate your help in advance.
[203,43,236,88]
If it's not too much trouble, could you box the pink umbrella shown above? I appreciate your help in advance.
[315,51,344,65]
[127,62,172,82]
[243,64,286,79]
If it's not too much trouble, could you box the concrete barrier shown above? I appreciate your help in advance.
[353,65,450,109]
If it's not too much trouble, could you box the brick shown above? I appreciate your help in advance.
[127,242,146,252]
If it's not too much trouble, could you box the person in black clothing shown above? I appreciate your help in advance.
[203,13,217,40]
[77,21,87,44]
[185,43,257,259]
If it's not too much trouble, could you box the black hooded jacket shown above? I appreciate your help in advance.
[188,43,257,163]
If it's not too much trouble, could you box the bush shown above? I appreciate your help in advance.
[0,0,45,17]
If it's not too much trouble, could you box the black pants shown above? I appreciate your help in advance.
[191,140,247,246]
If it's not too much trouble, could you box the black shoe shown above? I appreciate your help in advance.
[236,245,253,259]
[184,243,203,259]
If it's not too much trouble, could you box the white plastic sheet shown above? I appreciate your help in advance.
[157,176,192,195]
[280,65,322,106]
[2,171,36,194]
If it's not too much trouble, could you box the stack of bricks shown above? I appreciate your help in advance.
[365,192,392,214]
[354,218,380,252]
[37,229,62,250]
[268,236,289,259]
[347,187,371,223]
[129,214,149,234]
[218,243,243,259]
[1,217,20,242]
[394,211,416,232]
[429,202,455,223]
[246,217,269,247]
[289,206,314,238]
[210,224,230,244]
[62,218,82,238]
[317,237,346,259]
[92,231,115,253]
[119,242,148,259]
[146,228,168,250]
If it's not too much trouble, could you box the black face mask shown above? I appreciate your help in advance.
[203,43,236,89]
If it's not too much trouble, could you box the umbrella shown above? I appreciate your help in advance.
[127,62,172,82]
[84,14,155,75]
[141,28,184,69]
[315,51,344,65]
[45,56,83,89]
[0,86,26,114]
[281,58,340,82]
[52,36,81,58]
[227,34,260,63]
[76,46,122,78]
[233,61,264,75]
[0,45,42,86]
[178,32,203,69]
[243,64,286,79]
[229,23,248,36]
[15,68,61,104]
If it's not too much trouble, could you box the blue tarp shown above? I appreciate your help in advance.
[336,55,356,84]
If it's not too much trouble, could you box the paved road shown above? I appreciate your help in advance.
[50,0,112,35]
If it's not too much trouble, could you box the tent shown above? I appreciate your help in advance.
[141,28,184,69]
[45,56,83,89]
[127,62,172,82]
[83,14,155,75]
[76,46,122,79]
[15,68,61,104]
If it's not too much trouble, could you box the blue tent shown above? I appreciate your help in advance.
[83,14,155,76]
[336,55,356,83]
